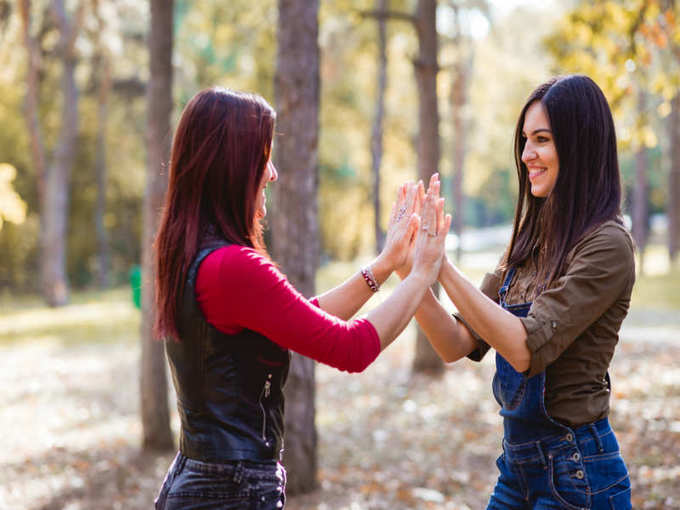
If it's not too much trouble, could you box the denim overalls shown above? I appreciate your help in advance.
[487,268,631,510]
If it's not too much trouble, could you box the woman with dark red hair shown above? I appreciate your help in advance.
[152,87,450,510]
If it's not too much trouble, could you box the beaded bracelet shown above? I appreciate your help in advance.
[360,266,380,292]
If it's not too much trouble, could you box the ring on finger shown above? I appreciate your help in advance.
[396,206,407,222]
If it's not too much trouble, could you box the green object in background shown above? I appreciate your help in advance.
[130,265,141,310]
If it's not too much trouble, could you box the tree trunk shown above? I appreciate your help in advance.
[450,56,469,264]
[273,0,320,494]
[21,0,78,307]
[669,93,680,265]
[140,0,173,452]
[18,0,46,202]
[371,0,388,253]
[93,0,111,288]
[40,0,82,307]
[632,91,649,273]
[412,0,444,375]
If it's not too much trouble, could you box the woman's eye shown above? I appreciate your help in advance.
[537,136,549,143]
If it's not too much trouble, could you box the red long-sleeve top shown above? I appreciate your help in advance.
[195,245,381,373]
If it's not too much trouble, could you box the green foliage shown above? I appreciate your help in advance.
[545,0,680,148]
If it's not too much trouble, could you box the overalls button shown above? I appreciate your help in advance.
[575,470,584,479]
[572,452,581,461]
[551,320,557,329]
[565,433,574,442]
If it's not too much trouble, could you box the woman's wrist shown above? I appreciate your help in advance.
[404,269,430,290]
[438,255,455,282]
[371,252,394,283]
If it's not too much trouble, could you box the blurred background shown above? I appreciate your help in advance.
[0,1,678,509]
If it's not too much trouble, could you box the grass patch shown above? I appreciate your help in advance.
[631,268,680,311]
[0,286,140,347]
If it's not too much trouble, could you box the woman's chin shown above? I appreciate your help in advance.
[530,185,549,198]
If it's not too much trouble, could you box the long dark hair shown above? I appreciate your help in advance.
[154,87,276,340]
[505,75,621,287]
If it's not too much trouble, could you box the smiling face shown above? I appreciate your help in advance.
[521,101,559,198]
[255,159,278,218]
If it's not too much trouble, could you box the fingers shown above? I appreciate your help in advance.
[443,213,452,237]
[414,180,425,215]
[388,193,399,224]
[427,173,439,196]
[420,187,437,235]
[437,197,445,235]
[390,179,429,227]
[391,183,409,225]
[407,212,419,241]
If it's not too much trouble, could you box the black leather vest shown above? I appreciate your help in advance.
[165,240,290,462]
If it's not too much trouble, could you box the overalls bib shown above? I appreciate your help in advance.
[487,268,631,510]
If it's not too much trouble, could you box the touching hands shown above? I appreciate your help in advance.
[396,174,446,279]
[410,174,451,285]
[379,181,424,272]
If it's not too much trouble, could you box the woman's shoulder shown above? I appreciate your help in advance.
[569,218,635,269]
[200,244,280,286]
[577,218,634,250]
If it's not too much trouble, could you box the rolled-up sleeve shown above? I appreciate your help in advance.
[462,269,504,362]
[521,225,635,377]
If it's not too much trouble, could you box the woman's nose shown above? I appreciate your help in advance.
[522,143,537,163]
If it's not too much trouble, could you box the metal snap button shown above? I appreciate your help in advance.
[551,320,557,329]
[575,469,584,479]
[565,433,574,442]
[572,452,581,461]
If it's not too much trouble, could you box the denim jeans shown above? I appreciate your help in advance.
[155,453,286,510]
[488,418,631,510]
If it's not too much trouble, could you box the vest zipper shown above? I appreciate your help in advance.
[258,376,272,442]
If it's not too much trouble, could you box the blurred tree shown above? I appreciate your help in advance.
[411,0,444,375]
[140,0,174,452]
[370,0,388,253]
[633,89,651,268]
[272,0,320,493]
[90,0,111,288]
[671,92,680,263]
[19,0,83,306]
[441,0,490,262]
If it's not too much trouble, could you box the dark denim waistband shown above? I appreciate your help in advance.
[179,453,281,481]
[503,417,613,465]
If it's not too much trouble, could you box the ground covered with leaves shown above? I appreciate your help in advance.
[0,289,678,509]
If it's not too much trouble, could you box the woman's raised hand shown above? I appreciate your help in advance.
[379,181,424,272]
[411,175,451,286]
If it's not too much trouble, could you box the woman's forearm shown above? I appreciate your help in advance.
[365,272,430,351]
[410,288,477,362]
[315,255,393,320]
[438,258,530,372]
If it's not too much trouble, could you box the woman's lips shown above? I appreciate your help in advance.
[528,167,546,179]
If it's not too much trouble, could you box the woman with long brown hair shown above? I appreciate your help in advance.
[152,87,450,509]
[400,75,634,509]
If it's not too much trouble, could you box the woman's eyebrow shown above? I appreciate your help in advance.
[531,128,552,135]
